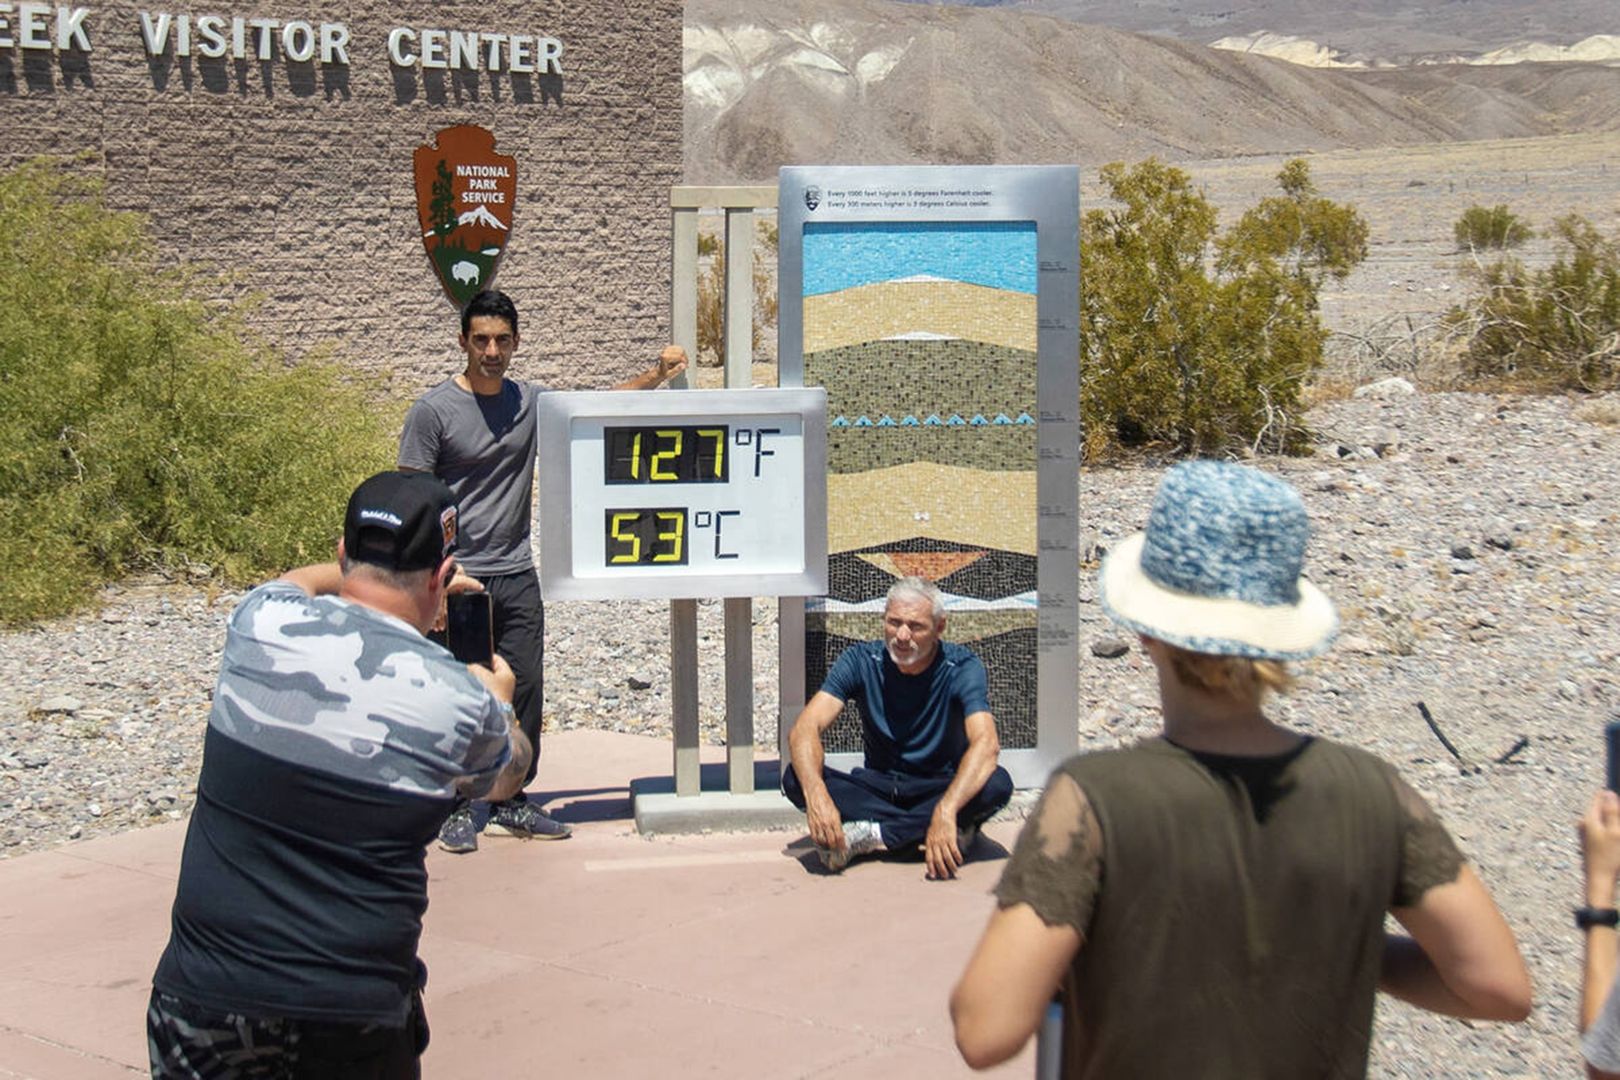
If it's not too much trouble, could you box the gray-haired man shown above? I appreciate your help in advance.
[785,577,1013,879]
[148,470,532,1078]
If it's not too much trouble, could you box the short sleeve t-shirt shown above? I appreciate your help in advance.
[152,581,512,1026]
[994,736,1464,1079]
[820,641,991,776]
[398,377,542,576]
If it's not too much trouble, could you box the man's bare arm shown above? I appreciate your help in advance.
[462,656,531,803]
[1380,863,1531,1021]
[788,691,849,853]
[613,345,688,390]
[485,726,534,804]
[280,563,343,596]
[924,710,1001,880]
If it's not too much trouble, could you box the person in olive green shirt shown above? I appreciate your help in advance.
[951,461,1530,1078]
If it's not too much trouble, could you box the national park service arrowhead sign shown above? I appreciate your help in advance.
[414,125,517,307]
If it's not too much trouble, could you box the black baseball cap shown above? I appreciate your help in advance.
[343,471,459,572]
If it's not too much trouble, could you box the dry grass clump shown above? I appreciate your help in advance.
[1573,396,1620,426]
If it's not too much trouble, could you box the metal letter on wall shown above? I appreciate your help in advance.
[777,166,1080,789]
[413,125,518,308]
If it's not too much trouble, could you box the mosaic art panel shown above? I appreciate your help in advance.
[802,220,1039,753]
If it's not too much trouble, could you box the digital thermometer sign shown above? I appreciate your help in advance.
[536,388,828,600]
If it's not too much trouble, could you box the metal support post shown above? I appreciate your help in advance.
[669,202,700,794]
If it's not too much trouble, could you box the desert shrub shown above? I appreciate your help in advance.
[1574,396,1620,426]
[0,157,397,624]
[1454,204,1532,251]
[1080,158,1367,458]
[695,221,778,367]
[1449,214,1620,391]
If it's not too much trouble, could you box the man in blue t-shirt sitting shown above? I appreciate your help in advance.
[785,577,1014,879]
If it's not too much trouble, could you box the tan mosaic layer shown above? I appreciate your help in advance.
[827,464,1035,555]
[803,280,1037,354]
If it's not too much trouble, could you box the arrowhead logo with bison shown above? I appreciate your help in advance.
[414,125,518,308]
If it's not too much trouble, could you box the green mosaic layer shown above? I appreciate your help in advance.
[806,339,1036,420]
[826,426,1034,473]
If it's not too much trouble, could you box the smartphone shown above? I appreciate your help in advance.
[1608,721,1620,793]
[445,592,494,667]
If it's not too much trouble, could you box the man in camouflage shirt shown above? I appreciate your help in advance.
[147,471,532,1079]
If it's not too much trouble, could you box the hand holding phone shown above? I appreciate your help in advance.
[465,652,516,707]
[446,592,494,667]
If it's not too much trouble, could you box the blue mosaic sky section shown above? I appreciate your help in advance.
[802,221,1037,297]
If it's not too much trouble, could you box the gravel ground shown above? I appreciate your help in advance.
[3,388,1617,1076]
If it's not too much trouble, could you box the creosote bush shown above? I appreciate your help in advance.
[695,220,778,367]
[1080,158,1368,459]
[0,157,398,624]
[1454,204,1532,252]
[1449,214,1620,391]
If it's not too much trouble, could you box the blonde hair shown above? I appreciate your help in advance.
[1160,642,1294,701]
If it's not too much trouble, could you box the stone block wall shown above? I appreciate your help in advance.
[0,0,683,394]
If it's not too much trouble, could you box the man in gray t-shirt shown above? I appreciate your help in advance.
[399,289,686,853]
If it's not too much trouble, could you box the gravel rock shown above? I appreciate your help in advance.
[1353,376,1417,400]
[1,391,1615,1076]
[1090,638,1132,659]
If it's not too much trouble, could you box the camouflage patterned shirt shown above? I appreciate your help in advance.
[153,580,512,1026]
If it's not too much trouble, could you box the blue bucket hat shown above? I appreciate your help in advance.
[1099,460,1338,660]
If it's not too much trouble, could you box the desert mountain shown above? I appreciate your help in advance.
[1210,32,1620,70]
[926,0,1618,64]
[685,0,1620,184]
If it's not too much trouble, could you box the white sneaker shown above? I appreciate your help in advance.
[814,820,885,873]
[845,819,886,857]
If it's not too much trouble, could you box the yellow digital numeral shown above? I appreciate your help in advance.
[650,429,682,481]
[609,512,642,563]
[698,428,724,479]
[652,510,684,563]
[628,432,641,479]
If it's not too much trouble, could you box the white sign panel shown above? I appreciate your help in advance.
[537,388,828,600]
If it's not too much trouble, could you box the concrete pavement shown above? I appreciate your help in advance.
[0,729,1036,1078]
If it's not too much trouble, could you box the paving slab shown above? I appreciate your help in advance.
[0,729,1034,1078]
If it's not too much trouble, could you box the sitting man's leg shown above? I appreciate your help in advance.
[783,763,911,868]
[877,766,1015,853]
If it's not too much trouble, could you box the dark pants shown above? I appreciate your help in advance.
[147,989,426,1079]
[782,762,1014,850]
[483,568,544,787]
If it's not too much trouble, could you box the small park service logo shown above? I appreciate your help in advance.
[414,125,517,307]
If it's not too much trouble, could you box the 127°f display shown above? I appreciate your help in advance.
[604,425,729,484]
